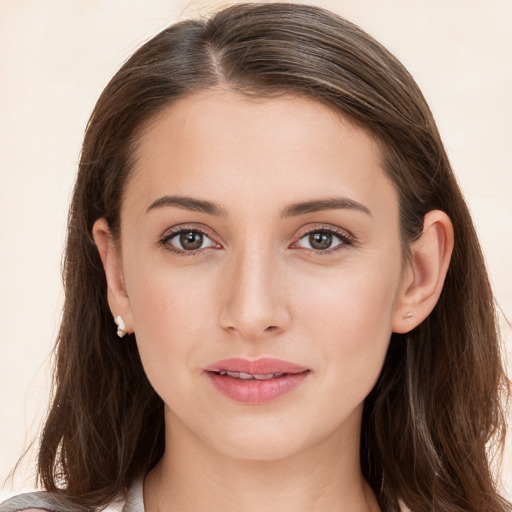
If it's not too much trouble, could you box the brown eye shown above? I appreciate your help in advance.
[295,228,352,253]
[179,231,204,250]
[163,229,217,253]
[308,232,333,250]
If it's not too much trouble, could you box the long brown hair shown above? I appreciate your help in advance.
[36,3,510,511]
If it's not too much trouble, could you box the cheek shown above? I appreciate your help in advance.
[292,258,402,397]
[128,256,212,331]
[125,263,215,392]
[295,260,399,337]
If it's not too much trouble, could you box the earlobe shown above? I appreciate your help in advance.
[392,210,454,334]
[92,218,134,335]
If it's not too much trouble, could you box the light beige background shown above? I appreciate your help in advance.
[1,0,511,501]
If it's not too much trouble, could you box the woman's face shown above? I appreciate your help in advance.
[115,89,407,461]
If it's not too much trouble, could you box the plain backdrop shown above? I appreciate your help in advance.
[1,0,511,501]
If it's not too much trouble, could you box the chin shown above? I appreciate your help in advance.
[214,432,309,462]
[201,412,350,463]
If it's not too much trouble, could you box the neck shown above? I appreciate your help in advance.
[144,407,380,512]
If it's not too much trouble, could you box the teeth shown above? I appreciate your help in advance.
[218,371,285,380]
[253,374,275,380]
[254,373,286,380]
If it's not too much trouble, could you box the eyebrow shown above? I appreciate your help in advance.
[146,195,371,217]
[281,198,371,217]
[146,195,228,216]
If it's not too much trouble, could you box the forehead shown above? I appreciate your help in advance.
[124,89,397,218]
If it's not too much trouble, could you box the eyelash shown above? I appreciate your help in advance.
[158,225,355,257]
[293,226,354,255]
[158,225,219,257]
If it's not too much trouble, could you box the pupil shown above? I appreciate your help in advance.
[309,232,332,250]
[180,231,203,250]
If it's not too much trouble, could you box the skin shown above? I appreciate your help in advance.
[94,89,453,512]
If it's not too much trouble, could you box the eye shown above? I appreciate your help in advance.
[294,228,353,253]
[161,228,218,254]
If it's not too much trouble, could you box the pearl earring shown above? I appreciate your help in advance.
[403,311,413,319]
[114,315,127,338]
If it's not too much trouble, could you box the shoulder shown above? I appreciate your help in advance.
[0,492,51,512]
[2,509,46,512]
[0,492,86,512]
[0,478,141,512]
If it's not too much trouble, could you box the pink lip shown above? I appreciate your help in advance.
[204,358,310,405]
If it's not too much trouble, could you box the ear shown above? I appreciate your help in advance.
[92,218,134,335]
[392,210,454,334]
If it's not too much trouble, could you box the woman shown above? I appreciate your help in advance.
[1,3,510,511]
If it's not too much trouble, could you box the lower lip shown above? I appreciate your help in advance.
[206,371,309,404]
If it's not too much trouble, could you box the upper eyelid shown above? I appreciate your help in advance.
[160,223,351,236]
[160,224,216,240]
[293,224,354,240]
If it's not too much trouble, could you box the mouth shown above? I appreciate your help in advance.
[205,357,309,375]
[213,370,289,380]
[204,358,310,404]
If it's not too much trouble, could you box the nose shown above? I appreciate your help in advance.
[219,246,291,340]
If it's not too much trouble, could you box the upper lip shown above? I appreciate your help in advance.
[204,357,309,375]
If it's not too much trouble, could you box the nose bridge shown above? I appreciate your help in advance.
[220,241,288,338]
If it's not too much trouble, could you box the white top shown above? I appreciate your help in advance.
[0,478,142,512]
[0,477,410,512]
